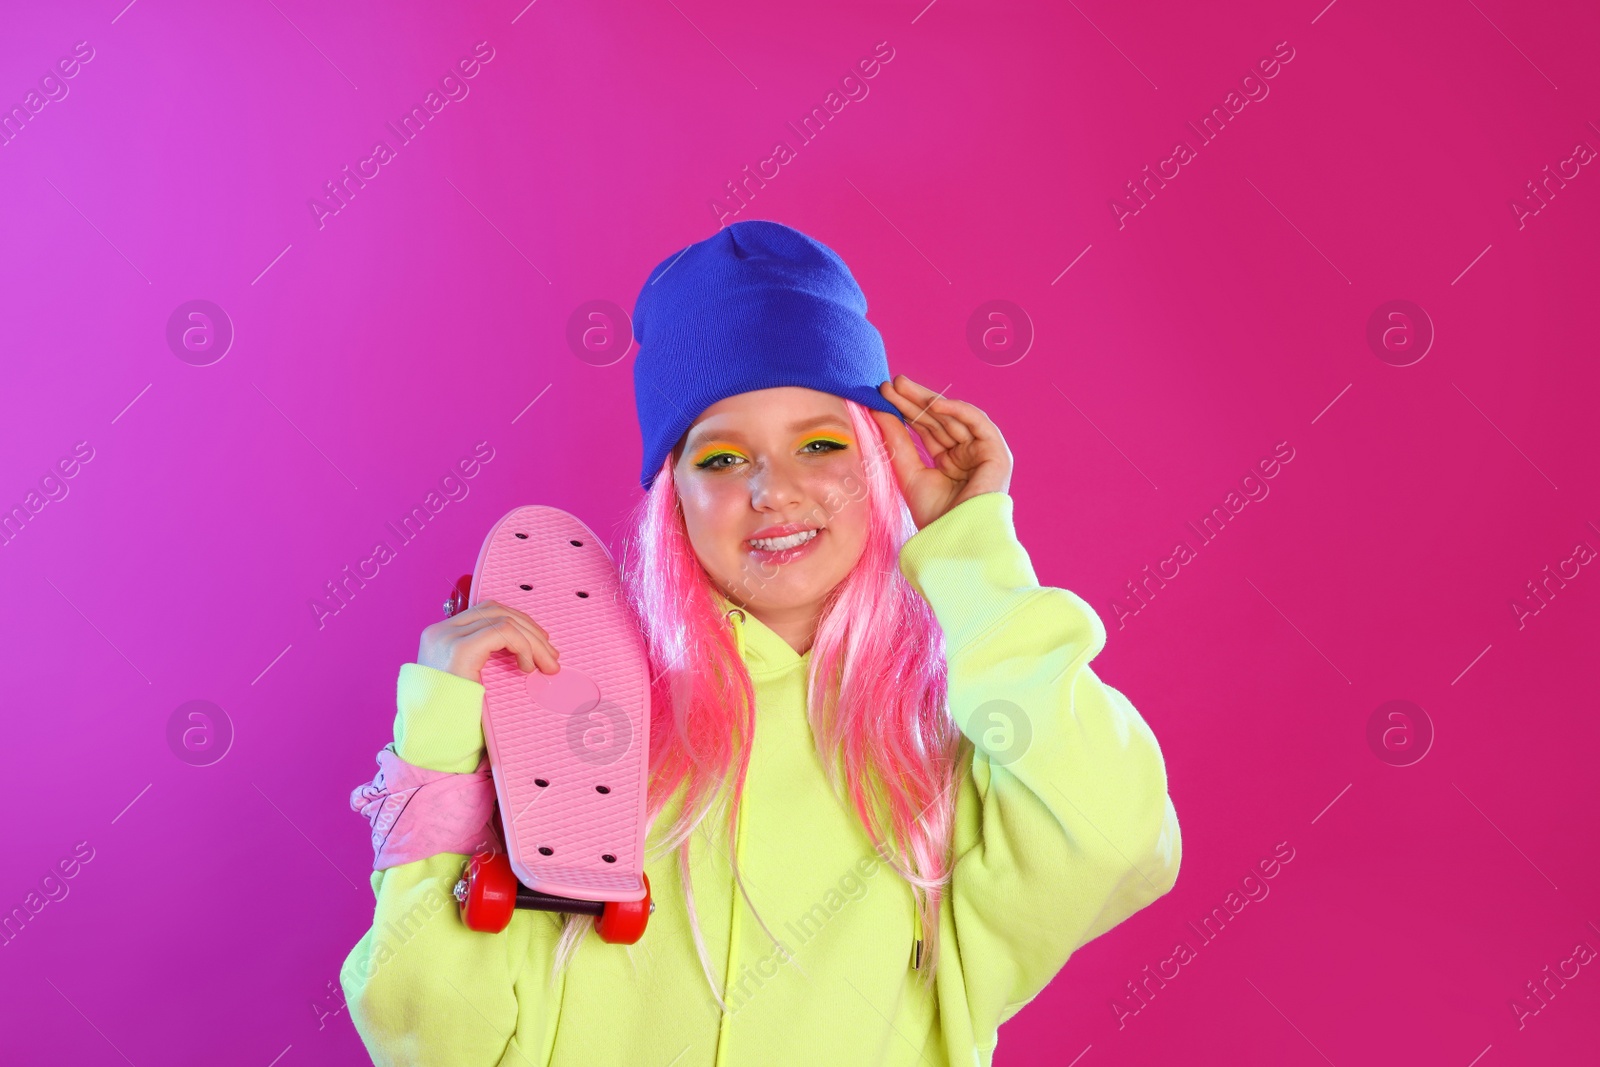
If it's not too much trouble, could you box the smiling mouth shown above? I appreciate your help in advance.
[748,528,820,552]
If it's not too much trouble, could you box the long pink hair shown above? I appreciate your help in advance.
[545,399,964,1003]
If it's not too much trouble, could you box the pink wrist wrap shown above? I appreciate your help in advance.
[351,744,501,870]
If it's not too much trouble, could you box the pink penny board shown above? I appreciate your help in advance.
[467,505,651,903]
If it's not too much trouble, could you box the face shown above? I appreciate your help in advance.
[672,387,871,621]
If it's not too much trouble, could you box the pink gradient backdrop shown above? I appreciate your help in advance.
[2,1,1596,1064]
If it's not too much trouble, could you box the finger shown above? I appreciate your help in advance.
[492,612,559,661]
[891,374,951,408]
[926,403,973,446]
[922,397,980,446]
[458,598,509,627]
[495,615,562,674]
[892,373,935,397]
[466,613,560,673]
[877,378,921,424]
[881,377,940,426]
[869,409,930,488]
[882,380,953,455]
[926,395,998,443]
[889,376,959,451]
[530,640,564,676]
[905,412,951,462]
[897,377,982,446]
[470,615,543,672]
[878,382,940,460]
[459,599,552,643]
[514,627,562,675]
[500,604,553,643]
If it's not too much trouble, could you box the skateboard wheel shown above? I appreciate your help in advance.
[443,573,473,618]
[595,873,652,945]
[458,850,518,933]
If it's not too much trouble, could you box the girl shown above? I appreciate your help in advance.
[341,220,1181,1066]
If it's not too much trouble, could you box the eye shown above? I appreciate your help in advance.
[695,451,745,471]
[800,439,848,455]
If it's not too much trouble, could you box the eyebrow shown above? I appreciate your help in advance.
[684,413,851,451]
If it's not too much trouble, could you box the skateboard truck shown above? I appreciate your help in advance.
[452,848,654,944]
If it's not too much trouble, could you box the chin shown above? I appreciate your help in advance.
[730,566,844,615]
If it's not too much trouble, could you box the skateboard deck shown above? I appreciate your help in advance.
[466,505,651,903]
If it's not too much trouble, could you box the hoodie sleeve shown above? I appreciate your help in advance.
[340,664,563,1067]
[897,492,1182,1052]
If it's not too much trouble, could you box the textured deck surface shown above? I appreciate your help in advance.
[471,506,650,901]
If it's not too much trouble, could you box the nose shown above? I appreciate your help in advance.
[749,457,803,513]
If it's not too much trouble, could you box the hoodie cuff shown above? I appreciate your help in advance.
[393,663,487,774]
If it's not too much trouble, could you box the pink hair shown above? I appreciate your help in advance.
[544,399,963,1004]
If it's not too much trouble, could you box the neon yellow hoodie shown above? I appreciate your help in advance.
[341,491,1181,1066]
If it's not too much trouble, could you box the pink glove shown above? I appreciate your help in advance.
[351,744,501,870]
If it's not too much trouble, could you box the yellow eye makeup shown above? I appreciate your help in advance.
[797,434,852,452]
[689,433,851,470]
[691,442,747,468]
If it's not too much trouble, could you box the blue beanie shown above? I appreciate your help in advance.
[630,220,904,489]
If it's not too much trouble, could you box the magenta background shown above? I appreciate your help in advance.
[2,0,1597,1064]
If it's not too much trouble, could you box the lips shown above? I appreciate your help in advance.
[748,528,820,552]
[745,523,825,563]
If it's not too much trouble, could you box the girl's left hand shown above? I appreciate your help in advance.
[870,374,1014,530]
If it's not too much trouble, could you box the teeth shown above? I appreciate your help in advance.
[749,528,819,552]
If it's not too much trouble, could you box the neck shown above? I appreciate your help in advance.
[746,603,820,656]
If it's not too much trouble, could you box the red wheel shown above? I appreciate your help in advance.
[443,573,473,618]
[595,874,652,944]
[457,850,517,933]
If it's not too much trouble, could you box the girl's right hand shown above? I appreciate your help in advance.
[418,599,560,684]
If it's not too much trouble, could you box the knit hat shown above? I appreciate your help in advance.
[630,220,904,489]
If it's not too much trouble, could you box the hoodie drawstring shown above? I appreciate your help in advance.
[912,896,923,970]
[723,605,924,973]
